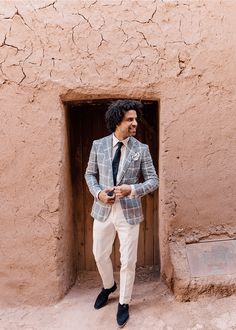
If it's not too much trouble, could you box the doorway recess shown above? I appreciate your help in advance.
[65,99,159,274]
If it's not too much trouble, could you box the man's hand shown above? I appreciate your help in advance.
[98,188,115,205]
[114,184,131,199]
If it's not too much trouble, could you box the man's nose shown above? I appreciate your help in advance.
[132,119,137,126]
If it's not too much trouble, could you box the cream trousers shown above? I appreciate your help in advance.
[93,201,140,304]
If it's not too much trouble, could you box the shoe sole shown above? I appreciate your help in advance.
[94,301,107,309]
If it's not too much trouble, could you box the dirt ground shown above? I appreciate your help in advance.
[1,271,236,330]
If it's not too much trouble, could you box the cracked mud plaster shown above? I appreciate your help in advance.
[0,0,202,87]
[0,1,213,88]
[0,1,230,87]
[1,0,236,305]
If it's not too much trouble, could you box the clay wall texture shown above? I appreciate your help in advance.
[0,0,236,305]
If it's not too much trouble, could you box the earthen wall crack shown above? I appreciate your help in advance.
[38,1,58,12]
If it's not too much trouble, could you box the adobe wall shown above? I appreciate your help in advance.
[0,0,235,305]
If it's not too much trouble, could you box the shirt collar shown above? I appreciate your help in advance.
[112,133,129,148]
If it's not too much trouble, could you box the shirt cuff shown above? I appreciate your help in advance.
[96,190,102,200]
[129,185,136,198]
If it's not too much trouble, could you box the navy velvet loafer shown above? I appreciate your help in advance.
[116,303,129,327]
[94,282,117,309]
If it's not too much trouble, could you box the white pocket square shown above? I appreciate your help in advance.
[131,152,140,161]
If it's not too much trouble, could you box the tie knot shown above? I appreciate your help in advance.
[117,142,123,149]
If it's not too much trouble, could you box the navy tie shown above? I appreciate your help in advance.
[112,142,123,186]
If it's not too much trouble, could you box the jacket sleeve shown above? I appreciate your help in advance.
[84,141,102,198]
[133,145,159,198]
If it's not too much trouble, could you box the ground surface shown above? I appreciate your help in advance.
[1,271,236,330]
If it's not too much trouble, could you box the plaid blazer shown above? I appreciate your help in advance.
[85,134,159,225]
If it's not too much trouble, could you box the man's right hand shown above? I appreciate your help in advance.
[98,188,115,205]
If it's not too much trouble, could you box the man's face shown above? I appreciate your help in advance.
[115,110,138,139]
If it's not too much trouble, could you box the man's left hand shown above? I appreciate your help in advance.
[114,184,131,198]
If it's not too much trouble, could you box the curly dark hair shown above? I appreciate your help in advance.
[105,100,143,132]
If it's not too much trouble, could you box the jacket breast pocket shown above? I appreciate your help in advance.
[127,158,141,172]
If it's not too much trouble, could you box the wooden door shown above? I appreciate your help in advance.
[68,100,159,272]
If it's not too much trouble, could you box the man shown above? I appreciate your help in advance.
[85,100,159,327]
